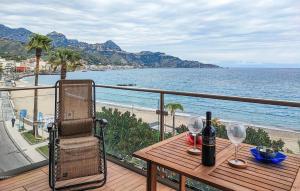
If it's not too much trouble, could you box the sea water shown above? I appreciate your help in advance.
[23,68,300,130]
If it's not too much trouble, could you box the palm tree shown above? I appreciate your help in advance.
[48,48,81,79]
[27,34,52,137]
[0,64,3,80]
[165,103,184,136]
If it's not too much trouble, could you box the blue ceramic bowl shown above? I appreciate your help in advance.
[250,147,287,164]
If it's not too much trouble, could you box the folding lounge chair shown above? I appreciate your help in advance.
[48,79,107,190]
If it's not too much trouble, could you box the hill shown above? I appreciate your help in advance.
[0,24,219,68]
[0,38,31,61]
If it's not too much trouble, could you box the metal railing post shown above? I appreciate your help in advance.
[160,93,164,141]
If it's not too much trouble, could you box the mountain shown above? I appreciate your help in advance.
[0,24,32,43]
[46,32,122,51]
[0,24,219,68]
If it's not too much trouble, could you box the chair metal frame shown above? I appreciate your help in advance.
[48,79,107,191]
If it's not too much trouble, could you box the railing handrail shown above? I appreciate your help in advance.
[0,85,55,91]
[1,84,300,108]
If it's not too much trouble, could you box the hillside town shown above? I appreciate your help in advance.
[0,56,52,86]
[0,57,50,74]
[0,56,138,84]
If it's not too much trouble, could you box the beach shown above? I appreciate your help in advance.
[10,80,300,154]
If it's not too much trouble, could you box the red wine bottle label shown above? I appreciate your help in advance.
[202,136,215,146]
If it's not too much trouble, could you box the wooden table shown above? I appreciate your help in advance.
[133,133,300,191]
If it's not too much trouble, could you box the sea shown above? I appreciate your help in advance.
[23,68,300,131]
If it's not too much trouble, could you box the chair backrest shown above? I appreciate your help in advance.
[55,79,95,138]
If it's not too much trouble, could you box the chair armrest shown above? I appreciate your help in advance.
[47,122,59,144]
[94,119,107,138]
[47,122,56,132]
[95,118,108,127]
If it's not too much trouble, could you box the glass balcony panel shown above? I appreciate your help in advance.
[0,89,54,174]
[95,88,161,169]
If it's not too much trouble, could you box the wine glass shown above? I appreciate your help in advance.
[187,117,204,155]
[226,123,246,166]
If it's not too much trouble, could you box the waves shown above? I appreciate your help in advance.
[22,68,300,130]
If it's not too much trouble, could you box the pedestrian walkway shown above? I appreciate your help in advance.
[0,91,31,172]
[5,119,48,163]
[1,90,48,163]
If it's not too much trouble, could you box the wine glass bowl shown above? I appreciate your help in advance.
[227,123,246,145]
[187,117,204,155]
[226,123,247,168]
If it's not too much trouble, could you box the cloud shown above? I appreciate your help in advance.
[0,0,299,66]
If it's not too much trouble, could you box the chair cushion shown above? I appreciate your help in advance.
[59,118,93,137]
[57,136,102,181]
[60,136,99,150]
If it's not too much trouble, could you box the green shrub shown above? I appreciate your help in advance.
[212,119,285,151]
[271,139,285,152]
[244,127,271,147]
[164,132,173,139]
[212,118,228,139]
[97,107,169,160]
[176,124,189,134]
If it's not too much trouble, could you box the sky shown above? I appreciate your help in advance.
[0,0,299,67]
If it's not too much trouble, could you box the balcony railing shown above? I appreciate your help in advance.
[1,84,300,190]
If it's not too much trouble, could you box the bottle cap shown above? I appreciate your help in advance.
[206,111,211,119]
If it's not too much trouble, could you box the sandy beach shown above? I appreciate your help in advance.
[9,80,300,154]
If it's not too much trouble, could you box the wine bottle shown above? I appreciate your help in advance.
[202,111,216,166]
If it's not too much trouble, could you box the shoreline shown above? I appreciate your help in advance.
[14,72,60,80]
[13,65,139,81]
[10,79,300,154]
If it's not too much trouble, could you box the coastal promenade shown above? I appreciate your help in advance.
[0,91,30,173]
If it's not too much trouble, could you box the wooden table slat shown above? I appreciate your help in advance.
[237,155,298,176]
[158,145,201,163]
[210,171,271,191]
[147,151,197,169]
[219,163,295,183]
[238,153,300,174]
[214,166,292,190]
[291,168,300,191]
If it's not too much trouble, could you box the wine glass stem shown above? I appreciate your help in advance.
[194,134,196,150]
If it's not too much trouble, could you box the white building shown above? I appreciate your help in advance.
[0,57,15,70]
[22,58,52,71]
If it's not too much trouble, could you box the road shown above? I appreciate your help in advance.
[0,91,30,173]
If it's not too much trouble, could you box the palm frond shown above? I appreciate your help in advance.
[165,103,184,113]
[27,33,52,53]
[47,48,82,75]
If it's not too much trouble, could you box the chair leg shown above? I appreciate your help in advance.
[49,141,56,190]
[100,125,107,185]
[49,143,53,188]
[52,145,57,191]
